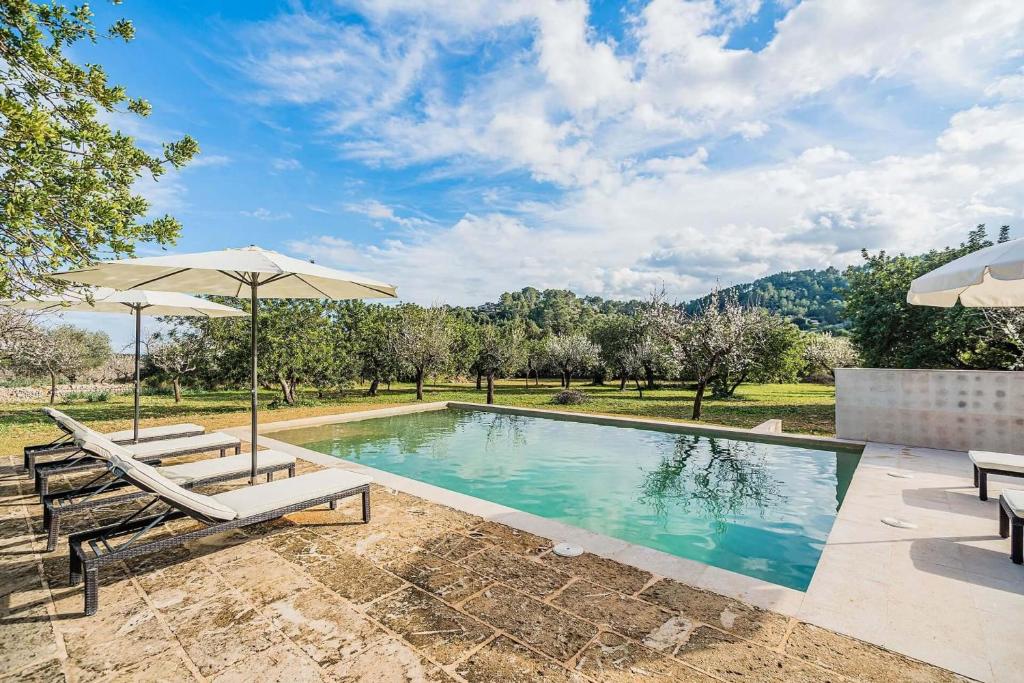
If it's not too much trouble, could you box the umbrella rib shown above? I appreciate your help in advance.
[128,268,191,291]
[358,282,396,298]
[293,275,332,299]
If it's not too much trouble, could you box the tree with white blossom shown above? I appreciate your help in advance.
[545,333,599,388]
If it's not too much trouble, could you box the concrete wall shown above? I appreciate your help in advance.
[835,368,1024,452]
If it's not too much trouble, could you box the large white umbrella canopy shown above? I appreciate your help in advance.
[907,237,1024,307]
[1,288,245,442]
[50,245,398,483]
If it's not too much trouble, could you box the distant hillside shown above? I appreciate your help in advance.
[465,267,850,334]
[684,267,849,331]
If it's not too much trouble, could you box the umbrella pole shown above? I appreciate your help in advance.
[133,305,141,443]
[250,280,259,485]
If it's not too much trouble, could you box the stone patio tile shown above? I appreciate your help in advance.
[0,656,65,682]
[111,650,199,682]
[216,550,315,606]
[463,585,597,662]
[191,530,266,567]
[387,551,492,603]
[423,531,489,561]
[61,597,174,678]
[209,642,324,683]
[575,631,715,683]
[639,578,790,647]
[265,586,387,667]
[367,587,493,665]
[302,551,405,604]
[264,528,336,565]
[468,522,552,556]
[136,557,226,611]
[457,635,587,683]
[162,595,283,677]
[675,626,836,683]
[0,602,59,675]
[552,579,673,641]
[784,622,963,683]
[324,635,455,682]
[537,551,653,595]
[456,546,570,598]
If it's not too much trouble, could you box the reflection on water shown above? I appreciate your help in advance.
[270,408,861,591]
[640,435,786,531]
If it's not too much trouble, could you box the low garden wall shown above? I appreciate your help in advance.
[0,383,133,404]
[835,368,1024,452]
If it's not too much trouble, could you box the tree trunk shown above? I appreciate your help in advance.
[591,370,604,386]
[534,370,539,386]
[368,378,380,397]
[277,373,294,404]
[634,378,645,399]
[49,370,57,404]
[486,372,495,404]
[619,375,627,390]
[692,381,707,420]
[172,378,182,403]
[645,366,656,389]
[476,372,482,390]
[564,371,571,388]
[415,368,424,400]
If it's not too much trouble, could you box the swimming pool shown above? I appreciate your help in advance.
[270,407,861,590]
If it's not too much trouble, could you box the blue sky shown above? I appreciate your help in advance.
[56,0,1024,347]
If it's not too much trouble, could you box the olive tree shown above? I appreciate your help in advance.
[358,305,401,396]
[803,332,859,378]
[393,305,454,400]
[545,333,599,387]
[18,324,110,402]
[983,308,1024,370]
[474,322,527,404]
[711,312,803,398]
[147,330,203,402]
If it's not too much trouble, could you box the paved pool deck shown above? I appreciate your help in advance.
[2,402,1020,681]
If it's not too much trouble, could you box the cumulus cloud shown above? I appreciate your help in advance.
[236,0,1024,303]
[241,207,292,221]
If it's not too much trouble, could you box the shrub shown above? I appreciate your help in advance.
[551,389,589,405]
[85,390,110,403]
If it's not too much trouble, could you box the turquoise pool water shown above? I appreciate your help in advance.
[271,408,861,590]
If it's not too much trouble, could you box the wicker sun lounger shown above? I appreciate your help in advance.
[68,432,371,615]
[999,490,1024,565]
[33,416,241,501]
[24,408,205,477]
[969,450,1024,501]
[42,446,297,552]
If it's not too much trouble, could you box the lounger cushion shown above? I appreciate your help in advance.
[211,468,371,518]
[1003,490,1024,517]
[105,423,205,442]
[76,434,238,522]
[160,451,294,484]
[125,432,240,459]
[969,451,1024,474]
[46,409,103,439]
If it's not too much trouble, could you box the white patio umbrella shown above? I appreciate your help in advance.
[0,288,246,442]
[907,237,1024,307]
[50,245,398,483]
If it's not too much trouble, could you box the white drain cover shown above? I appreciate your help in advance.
[881,517,918,529]
[553,542,583,557]
[887,471,913,479]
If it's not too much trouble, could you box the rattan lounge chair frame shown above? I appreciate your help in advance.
[34,441,241,502]
[68,481,371,615]
[974,463,1024,501]
[998,495,1024,565]
[42,460,296,552]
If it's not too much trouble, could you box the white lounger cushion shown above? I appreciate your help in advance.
[76,434,238,522]
[160,451,294,484]
[1003,490,1024,516]
[104,423,205,442]
[124,432,240,459]
[969,451,1024,474]
[212,468,372,518]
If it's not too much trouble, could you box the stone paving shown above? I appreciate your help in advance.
[0,450,967,682]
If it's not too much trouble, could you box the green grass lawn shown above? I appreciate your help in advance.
[0,379,836,455]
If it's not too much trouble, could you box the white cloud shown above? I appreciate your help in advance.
[189,154,232,168]
[241,207,292,221]
[237,0,1024,303]
[271,157,302,171]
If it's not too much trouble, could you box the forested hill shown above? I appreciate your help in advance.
[465,267,849,334]
[683,267,849,331]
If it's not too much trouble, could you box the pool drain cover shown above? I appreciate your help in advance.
[887,471,913,479]
[881,517,918,529]
[553,542,583,557]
